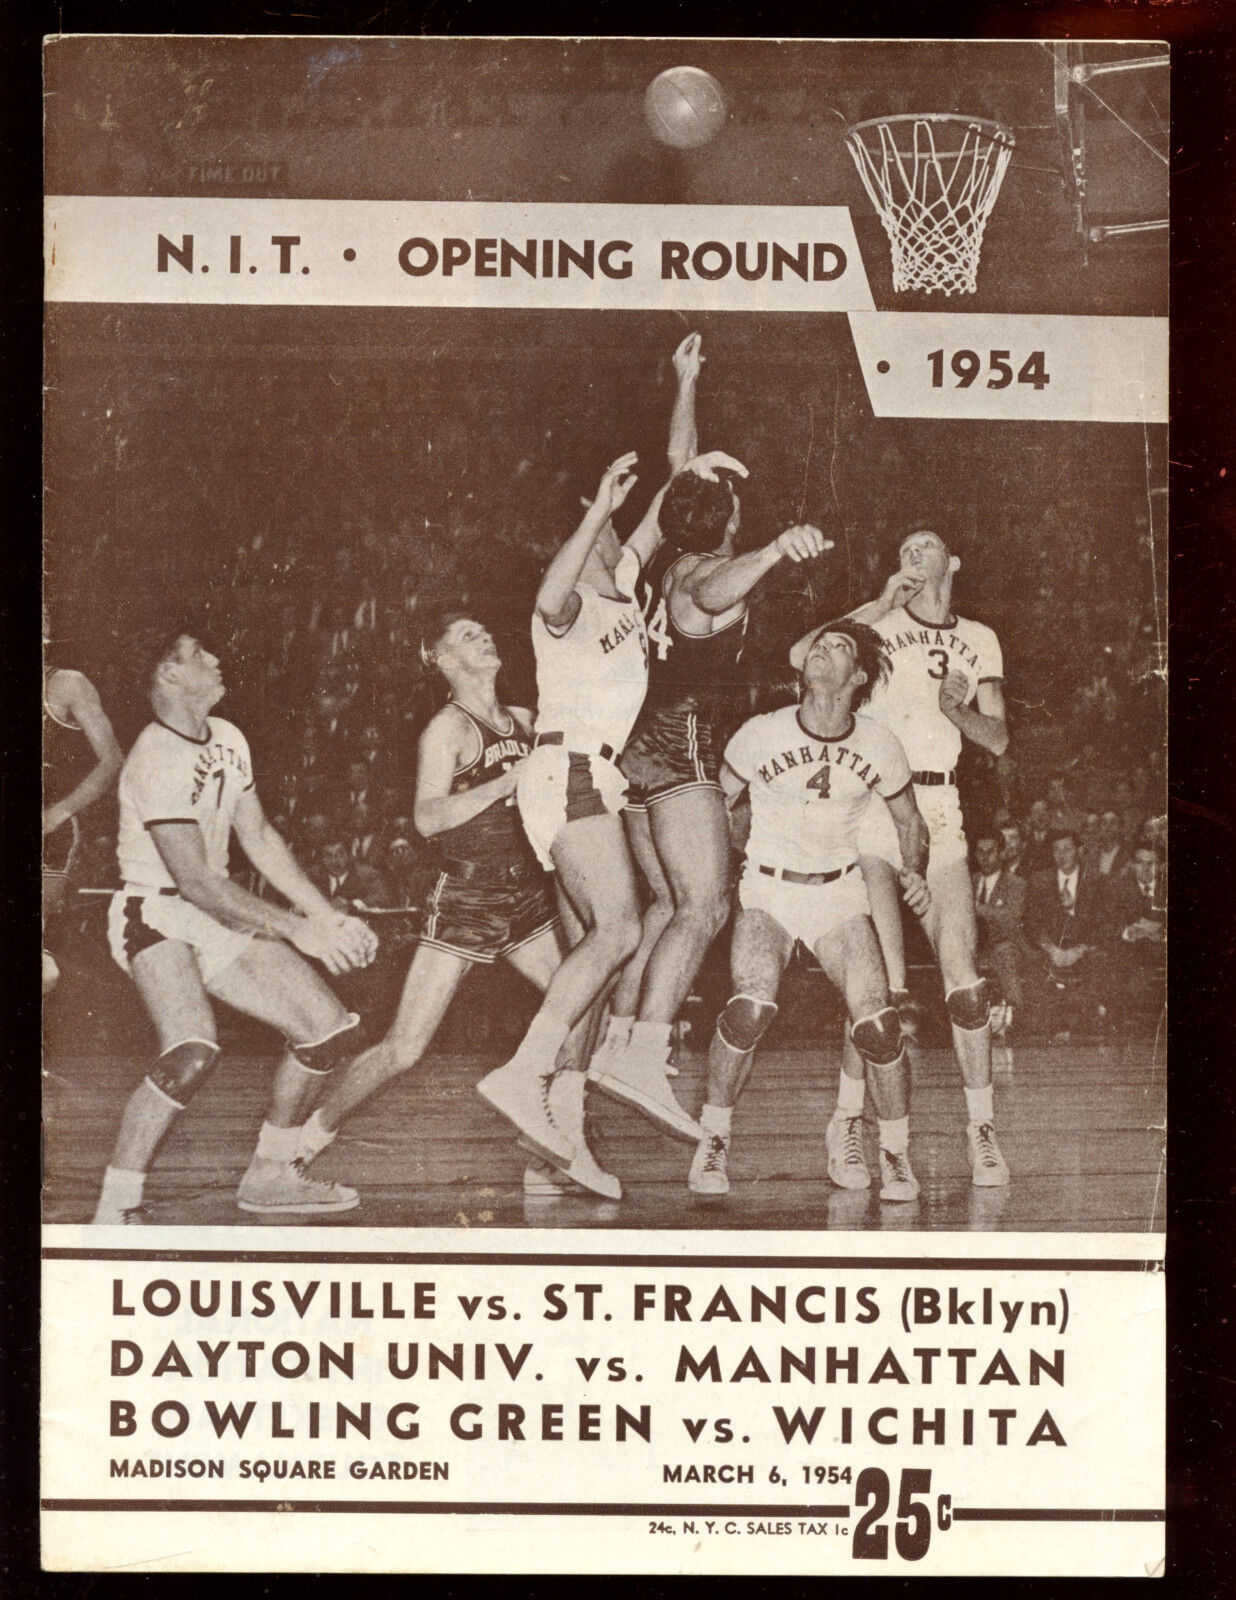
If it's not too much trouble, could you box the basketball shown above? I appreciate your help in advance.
[644,66,728,149]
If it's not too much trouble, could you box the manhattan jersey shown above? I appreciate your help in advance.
[433,703,538,872]
[865,605,1003,773]
[637,546,748,704]
[116,717,254,889]
[531,545,648,753]
[725,706,912,875]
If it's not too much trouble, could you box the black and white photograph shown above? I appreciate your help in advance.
[39,33,1171,1575]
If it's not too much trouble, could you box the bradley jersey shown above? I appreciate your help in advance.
[637,545,748,703]
[434,703,538,871]
[116,717,254,889]
[725,705,911,875]
[866,605,1003,773]
[531,545,648,753]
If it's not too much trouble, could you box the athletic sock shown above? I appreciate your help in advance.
[510,1012,570,1075]
[630,1020,673,1061]
[964,1084,995,1127]
[600,1013,634,1052]
[700,1103,733,1137]
[99,1167,145,1210]
[879,1117,910,1155]
[255,1121,302,1163]
[298,1109,337,1160]
[835,1070,866,1118]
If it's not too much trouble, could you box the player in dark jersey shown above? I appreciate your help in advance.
[295,606,619,1200]
[43,643,123,993]
[597,332,832,1099]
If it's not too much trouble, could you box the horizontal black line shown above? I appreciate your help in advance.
[951,1508,1165,1523]
[42,1499,851,1518]
[41,1249,1164,1271]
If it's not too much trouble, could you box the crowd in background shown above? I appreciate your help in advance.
[49,347,1166,1046]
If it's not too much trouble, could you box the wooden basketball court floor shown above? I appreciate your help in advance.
[44,1036,1165,1232]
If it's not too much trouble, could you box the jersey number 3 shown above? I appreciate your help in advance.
[806,765,831,800]
[927,648,949,680]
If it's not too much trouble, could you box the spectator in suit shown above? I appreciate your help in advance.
[1026,828,1112,1039]
[1092,810,1130,879]
[971,831,1028,1033]
[1000,821,1027,878]
[312,837,393,911]
[1108,844,1166,1027]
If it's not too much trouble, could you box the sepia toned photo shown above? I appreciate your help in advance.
[41,35,1167,1574]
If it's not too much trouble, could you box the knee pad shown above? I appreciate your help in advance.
[946,980,991,1033]
[290,1012,361,1075]
[850,1006,905,1068]
[145,1038,221,1110]
[717,994,778,1053]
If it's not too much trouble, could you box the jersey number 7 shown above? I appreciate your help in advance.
[806,766,831,800]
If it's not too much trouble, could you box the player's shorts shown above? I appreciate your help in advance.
[419,864,558,965]
[620,702,722,811]
[107,887,255,986]
[516,744,629,871]
[857,780,970,873]
[737,858,870,951]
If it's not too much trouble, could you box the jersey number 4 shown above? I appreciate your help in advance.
[646,597,673,662]
[806,765,832,800]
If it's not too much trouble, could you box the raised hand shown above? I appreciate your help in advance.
[683,449,748,483]
[898,869,931,917]
[938,669,969,716]
[673,331,704,382]
[774,524,834,562]
[593,451,639,519]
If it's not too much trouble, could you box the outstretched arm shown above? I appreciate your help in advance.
[535,451,639,631]
[939,675,1009,757]
[667,332,703,473]
[685,524,832,617]
[42,671,123,834]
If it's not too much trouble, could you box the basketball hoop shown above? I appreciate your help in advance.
[844,114,1014,296]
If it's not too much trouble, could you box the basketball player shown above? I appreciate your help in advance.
[602,331,833,1112]
[92,631,378,1224]
[478,446,744,1160]
[689,619,930,1201]
[805,527,1011,1185]
[294,607,619,1200]
[43,651,123,991]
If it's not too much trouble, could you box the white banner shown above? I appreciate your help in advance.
[42,1225,1165,1576]
[848,312,1168,423]
[44,197,875,313]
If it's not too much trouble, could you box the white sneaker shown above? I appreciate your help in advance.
[522,1161,572,1198]
[476,1059,573,1167]
[878,1147,921,1203]
[825,1114,871,1190]
[237,1157,359,1214]
[546,1071,622,1200]
[592,1048,703,1142]
[967,1122,1011,1187]
[688,1133,731,1196]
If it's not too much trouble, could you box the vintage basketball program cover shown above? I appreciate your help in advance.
[41,34,1168,1576]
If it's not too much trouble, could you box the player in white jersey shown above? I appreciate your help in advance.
[797,527,1011,1186]
[688,619,931,1204]
[478,447,743,1166]
[92,631,378,1224]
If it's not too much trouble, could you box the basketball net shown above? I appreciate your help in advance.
[845,115,1014,296]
